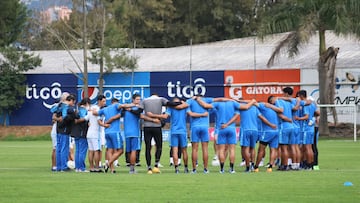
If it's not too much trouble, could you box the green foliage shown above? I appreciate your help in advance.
[0,47,41,125]
[0,0,28,47]
[89,47,138,73]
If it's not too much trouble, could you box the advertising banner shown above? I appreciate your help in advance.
[78,72,150,105]
[224,69,300,102]
[301,68,360,124]
[150,71,224,99]
[10,74,77,125]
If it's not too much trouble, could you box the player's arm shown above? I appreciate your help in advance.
[221,113,239,129]
[277,113,292,123]
[213,97,233,102]
[129,107,143,116]
[118,103,135,109]
[173,100,189,110]
[238,99,256,110]
[146,111,168,120]
[295,114,309,121]
[195,97,213,109]
[140,114,161,124]
[264,102,284,113]
[187,111,208,118]
[105,114,121,124]
[258,114,277,129]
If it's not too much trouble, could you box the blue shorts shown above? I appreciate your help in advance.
[259,131,279,148]
[170,133,188,148]
[289,127,300,145]
[302,130,314,145]
[126,137,141,152]
[240,130,258,147]
[217,127,237,145]
[191,126,209,143]
[105,132,123,149]
[279,128,293,145]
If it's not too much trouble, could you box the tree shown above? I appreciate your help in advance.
[258,0,360,136]
[0,0,27,47]
[0,47,42,126]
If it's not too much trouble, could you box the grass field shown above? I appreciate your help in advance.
[0,140,359,203]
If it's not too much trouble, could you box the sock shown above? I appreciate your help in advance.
[230,163,234,171]
[184,164,188,168]
[220,162,224,171]
[155,162,158,168]
[170,157,174,164]
[246,166,250,171]
[254,165,258,169]
[268,164,273,169]
[175,165,178,170]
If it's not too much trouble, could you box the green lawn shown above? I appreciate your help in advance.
[0,140,359,203]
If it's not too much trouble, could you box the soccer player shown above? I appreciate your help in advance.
[140,93,176,174]
[52,94,76,171]
[253,99,279,172]
[72,98,90,172]
[186,94,214,174]
[122,93,148,174]
[196,99,242,173]
[295,90,319,170]
[268,93,294,171]
[238,100,264,172]
[163,97,189,173]
[50,92,69,171]
[93,98,128,173]
[86,95,106,172]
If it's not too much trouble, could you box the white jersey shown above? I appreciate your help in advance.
[87,105,102,139]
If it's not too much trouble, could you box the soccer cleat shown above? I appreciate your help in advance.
[239,160,246,167]
[191,169,197,174]
[157,163,164,168]
[253,168,259,173]
[135,162,141,167]
[175,169,180,174]
[111,170,116,174]
[259,159,264,167]
[212,159,220,166]
[152,167,161,173]
[129,170,137,174]
[266,168,272,173]
[147,170,153,175]
[203,169,209,174]
[104,163,109,173]
[184,168,189,173]
[264,163,271,168]
[219,170,225,174]
[229,169,236,174]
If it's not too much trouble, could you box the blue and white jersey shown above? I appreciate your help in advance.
[212,101,240,128]
[257,103,278,132]
[240,105,261,131]
[166,106,188,135]
[123,106,141,138]
[187,97,213,128]
[98,103,122,134]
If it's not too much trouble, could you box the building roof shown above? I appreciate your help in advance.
[26,31,360,74]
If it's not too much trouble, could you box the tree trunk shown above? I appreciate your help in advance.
[318,46,339,137]
[327,47,339,125]
[99,6,106,95]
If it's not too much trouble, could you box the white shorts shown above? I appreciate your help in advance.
[87,138,101,151]
[100,128,106,146]
[50,123,57,149]
[69,137,75,149]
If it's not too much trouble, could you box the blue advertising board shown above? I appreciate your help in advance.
[10,74,77,125]
[78,72,150,105]
[150,71,224,99]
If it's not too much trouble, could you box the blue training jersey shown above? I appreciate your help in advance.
[123,106,141,138]
[303,102,317,132]
[212,101,240,128]
[98,103,122,134]
[258,103,278,132]
[166,107,188,135]
[240,105,260,131]
[187,97,213,128]
[275,99,294,130]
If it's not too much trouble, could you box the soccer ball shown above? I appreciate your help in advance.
[67,160,75,169]
[211,159,220,166]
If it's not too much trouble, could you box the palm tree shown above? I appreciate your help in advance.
[258,0,360,136]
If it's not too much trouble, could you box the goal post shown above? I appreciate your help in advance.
[317,104,358,142]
